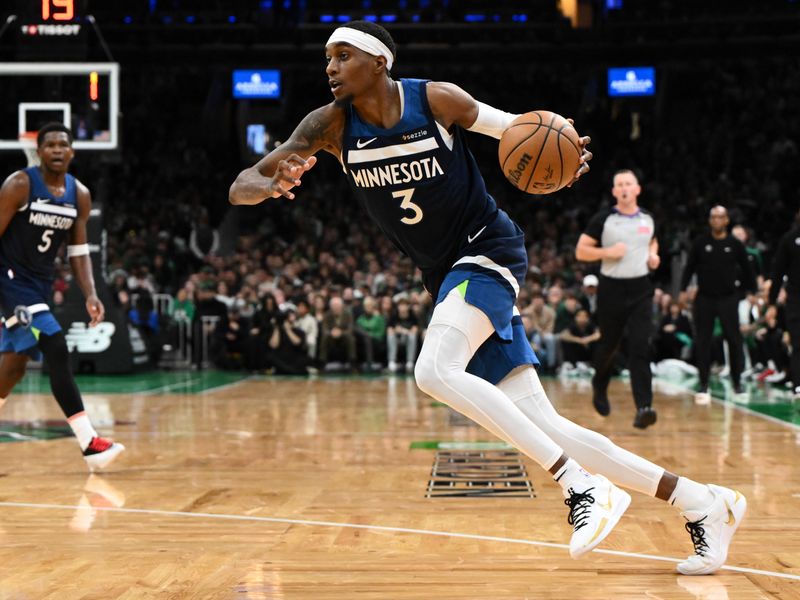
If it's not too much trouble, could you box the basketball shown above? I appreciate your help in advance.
[499,111,583,195]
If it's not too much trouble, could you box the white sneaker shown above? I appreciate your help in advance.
[564,474,631,558]
[405,362,415,373]
[677,484,747,575]
[694,391,711,405]
[558,362,575,377]
[765,371,786,384]
[388,361,399,372]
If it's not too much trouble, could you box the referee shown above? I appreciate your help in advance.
[576,169,659,429]
[768,209,800,399]
[680,205,755,403]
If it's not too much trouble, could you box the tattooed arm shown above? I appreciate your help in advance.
[229,104,345,205]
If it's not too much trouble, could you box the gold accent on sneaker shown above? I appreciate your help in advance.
[725,490,743,526]
[597,490,613,511]
[586,517,609,546]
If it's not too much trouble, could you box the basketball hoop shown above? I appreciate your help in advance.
[18,132,39,167]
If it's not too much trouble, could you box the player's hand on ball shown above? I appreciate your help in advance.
[565,118,591,188]
[606,242,627,259]
[86,294,105,327]
[270,155,317,200]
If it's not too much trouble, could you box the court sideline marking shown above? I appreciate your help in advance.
[654,377,800,432]
[0,501,798,582]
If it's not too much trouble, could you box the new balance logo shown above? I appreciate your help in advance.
[356,137,377,149]
[65,322,116,353]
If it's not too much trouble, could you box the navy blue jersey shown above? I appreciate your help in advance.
[0,166,78,281]
[342,78,498,290]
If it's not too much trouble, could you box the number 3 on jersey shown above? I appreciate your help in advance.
[392,188,423,225]
[38,229,54,253]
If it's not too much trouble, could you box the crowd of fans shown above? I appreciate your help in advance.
[2,38,797,388]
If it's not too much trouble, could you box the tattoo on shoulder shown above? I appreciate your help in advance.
[295,108,341,151]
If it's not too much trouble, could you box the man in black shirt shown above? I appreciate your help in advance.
[680,206,756,403]
[768,210,800,398]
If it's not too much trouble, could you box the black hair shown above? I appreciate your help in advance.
[342,20,397,63]
[37,122,73,147]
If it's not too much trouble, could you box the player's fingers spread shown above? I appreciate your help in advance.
[580,151,593,164]
[579,135,591,147]
[305,155,318,169]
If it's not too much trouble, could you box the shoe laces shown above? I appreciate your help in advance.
[565,487,596,531]
[685,516,710,557]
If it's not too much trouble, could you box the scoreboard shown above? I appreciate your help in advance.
[15,0,88,59]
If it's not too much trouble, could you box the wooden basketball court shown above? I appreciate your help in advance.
[0,373,798,598]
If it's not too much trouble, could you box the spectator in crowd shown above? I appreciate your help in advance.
[268,308,312,375]
[754,305,788,384]
[580,274,599,316]
[656,301,693,361]
[319,296,357,370]
[244,294,280,371]
[523,293,557,373]
[386,297,419,373]
[554,291,581,334]
[559,308,601,370]
[355,296,387,371]
[294,299,319,360]
[218,308,246,370]
[128,292,161,365]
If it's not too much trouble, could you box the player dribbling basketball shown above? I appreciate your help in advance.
[229,21,746,573]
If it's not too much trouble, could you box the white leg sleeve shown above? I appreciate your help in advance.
[498,366,665,496]
[414,291,564,470]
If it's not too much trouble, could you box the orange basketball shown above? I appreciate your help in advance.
[498,111,583,195]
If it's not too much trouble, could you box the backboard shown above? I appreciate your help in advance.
[0,62,119,151]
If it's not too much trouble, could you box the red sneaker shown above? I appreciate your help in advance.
[82,436,125,471]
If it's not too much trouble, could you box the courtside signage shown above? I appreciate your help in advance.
[232,70,281,99]
[608,67,655,97]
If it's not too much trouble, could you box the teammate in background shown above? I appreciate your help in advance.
[229,21,746,573]
[680,206,756,403]
[576,170,659,428]
[0,123,124,470]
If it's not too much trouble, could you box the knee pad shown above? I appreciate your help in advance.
[38,331,70,362]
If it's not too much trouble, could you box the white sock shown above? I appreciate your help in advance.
[553,458,594,494]
[67,413,98,451]
[669,477,715,512]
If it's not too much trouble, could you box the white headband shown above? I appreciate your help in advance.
[326,27,394,71]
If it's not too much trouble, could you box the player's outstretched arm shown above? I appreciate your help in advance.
[229,105,344,206]
[0,172,30,237]
[69,182,104,327]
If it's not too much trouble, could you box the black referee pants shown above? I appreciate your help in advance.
[592,275,654,409]
[785,296,800,389]
[693,293,743,389]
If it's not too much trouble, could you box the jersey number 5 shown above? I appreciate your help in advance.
[393,188,423,225]
[38,229,54,253]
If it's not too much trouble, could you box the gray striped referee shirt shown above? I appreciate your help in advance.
[583,207,656,279]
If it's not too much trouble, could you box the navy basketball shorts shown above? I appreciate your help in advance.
[433,209,539,385]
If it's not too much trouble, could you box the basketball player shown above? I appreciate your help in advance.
[0,123,124,470]
[229,22,746,573]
